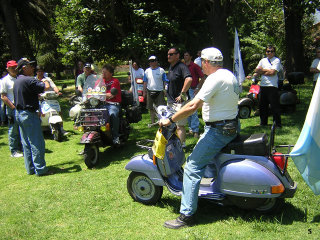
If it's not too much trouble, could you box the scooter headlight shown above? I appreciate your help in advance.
[89,97,99,107]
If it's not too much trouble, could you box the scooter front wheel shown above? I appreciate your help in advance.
[83,144,99,168]
[127,172,163,205]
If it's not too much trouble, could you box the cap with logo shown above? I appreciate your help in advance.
[201,47,223,62]
[17,58,35,70]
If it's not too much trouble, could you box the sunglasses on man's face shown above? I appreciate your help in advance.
[168,52,178,56]
[149,60,157,62]
[266,50,274,53]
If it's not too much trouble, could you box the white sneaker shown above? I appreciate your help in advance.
[11,151,23,158]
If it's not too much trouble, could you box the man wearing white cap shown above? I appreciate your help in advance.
[160,47,240,229]
[143,56,167,124]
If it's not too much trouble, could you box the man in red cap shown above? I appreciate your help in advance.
[0,60,23,157]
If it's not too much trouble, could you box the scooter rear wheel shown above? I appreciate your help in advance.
[238,105,251,119]
[228,195,284,213]
[84,144,99,168]
[255,198,284,213]
[127,172,163,205]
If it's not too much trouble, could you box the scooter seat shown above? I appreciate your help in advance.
[221,133,268,156]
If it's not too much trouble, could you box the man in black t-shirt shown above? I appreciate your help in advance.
[166,47,192,147]
[13,58,51,176]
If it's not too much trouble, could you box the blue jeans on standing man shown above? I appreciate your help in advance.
[15,109,47,175]
[104,103,120,140]
[0,100,6,124]
[188,88,200,133]
[180,123,237,216]
[7,108,22,154]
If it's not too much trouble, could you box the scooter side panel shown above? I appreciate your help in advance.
[218,159,282,198]
[48,115,63,124]
[125,154,165,186]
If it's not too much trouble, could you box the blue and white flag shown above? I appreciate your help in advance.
[233,28,245,87]
[290,76,320,195]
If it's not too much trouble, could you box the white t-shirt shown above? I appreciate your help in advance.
[143,67,166,91]
[311,58,320,82]
[196,68,239,122]
[0,74,16,102]
[256,57,281,87]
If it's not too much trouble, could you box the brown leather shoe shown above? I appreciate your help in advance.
[164,214,195,229]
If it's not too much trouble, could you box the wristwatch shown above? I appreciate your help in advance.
[169,117,175,123]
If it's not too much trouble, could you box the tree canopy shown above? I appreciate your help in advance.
[0,0,319,76]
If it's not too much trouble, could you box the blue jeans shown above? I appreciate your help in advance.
[0,100,6,122]
[105,104,120,139]
[7,108,22,154]
[188,88,200,133]
[15,110,47,175]
[180,124,237,216]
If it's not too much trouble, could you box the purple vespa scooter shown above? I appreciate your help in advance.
[125,106,297,212]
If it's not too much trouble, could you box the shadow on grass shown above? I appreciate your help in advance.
[49,163,82,174]
[94,138,142,169]
[312,214,320,223]
[156,196,306,225]
[196,199,305,225]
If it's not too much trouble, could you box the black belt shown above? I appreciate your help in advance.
[205,118,237,127]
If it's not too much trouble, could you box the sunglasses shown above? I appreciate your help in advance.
[266,50,274,53]
[168,52,178,56]
[149,60,157,62]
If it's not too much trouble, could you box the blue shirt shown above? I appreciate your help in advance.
[13,74,45,112]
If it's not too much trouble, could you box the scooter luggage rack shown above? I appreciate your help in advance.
[79,109,104,127]
[270,144,294,176]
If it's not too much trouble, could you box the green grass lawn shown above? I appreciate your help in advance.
[0,79,319,239]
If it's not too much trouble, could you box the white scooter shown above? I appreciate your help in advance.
[39,91,63,141]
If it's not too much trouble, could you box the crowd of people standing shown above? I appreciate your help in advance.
[1,45,319,229]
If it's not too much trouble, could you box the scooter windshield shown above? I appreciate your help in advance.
[83,75,107,102]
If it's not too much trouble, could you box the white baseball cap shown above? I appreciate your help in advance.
[201,47,223,62]
[148,56,157,61]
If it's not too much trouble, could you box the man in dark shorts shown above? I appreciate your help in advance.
[143,56,168,124]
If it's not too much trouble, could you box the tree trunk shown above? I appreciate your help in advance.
[205,0,233,70]
[0,0,23,59]
[283,0,305,73]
